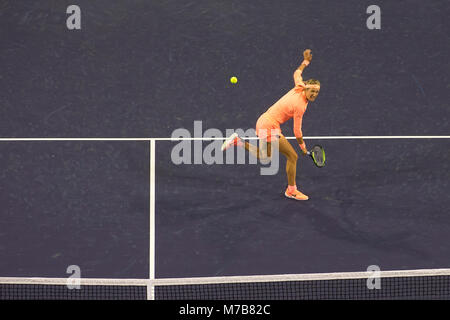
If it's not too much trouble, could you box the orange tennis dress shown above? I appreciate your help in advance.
[256,70,308,142]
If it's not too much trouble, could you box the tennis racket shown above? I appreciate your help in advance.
[307,145,326,168]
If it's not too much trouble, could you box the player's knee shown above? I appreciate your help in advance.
[289,152,298,162]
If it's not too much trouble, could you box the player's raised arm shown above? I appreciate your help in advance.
[293,49,313,86]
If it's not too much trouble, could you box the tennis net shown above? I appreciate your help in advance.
[2,268,450,300]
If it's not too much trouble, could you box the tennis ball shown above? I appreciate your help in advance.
[230,76,238,84]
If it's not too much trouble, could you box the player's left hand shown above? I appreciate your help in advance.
[303,49,312,62]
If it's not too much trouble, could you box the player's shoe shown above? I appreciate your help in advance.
[221,133,242,151]
[285,187,309,201]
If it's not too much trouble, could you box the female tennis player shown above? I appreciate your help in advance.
[222,49,320,201]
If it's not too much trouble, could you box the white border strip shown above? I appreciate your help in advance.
[2,268,450,287]
[152,268,450,286]
[0,136,448,142]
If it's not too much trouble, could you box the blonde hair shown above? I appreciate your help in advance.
[304,79,320,86]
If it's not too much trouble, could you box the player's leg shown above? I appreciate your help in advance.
[222,126,273,161]
[277,135,297,185]
[245,116,277,160]
[278,135,309,200]
[243,139,271,160]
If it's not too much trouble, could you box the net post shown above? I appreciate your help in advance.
[147,282,155,300]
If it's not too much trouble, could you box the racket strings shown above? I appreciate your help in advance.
[311,146,325,166]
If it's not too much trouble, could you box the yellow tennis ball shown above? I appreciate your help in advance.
[230,76,238,84]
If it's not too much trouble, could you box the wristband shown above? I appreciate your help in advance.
[301,59,310,67]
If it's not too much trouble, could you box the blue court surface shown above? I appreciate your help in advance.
[0,0,449,298]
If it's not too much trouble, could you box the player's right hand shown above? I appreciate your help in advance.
[303,49,312,62]
[299,142,308,155]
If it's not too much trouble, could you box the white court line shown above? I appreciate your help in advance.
[0,136,448,141]
[153,135,450,141]
[149,140,156,300]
